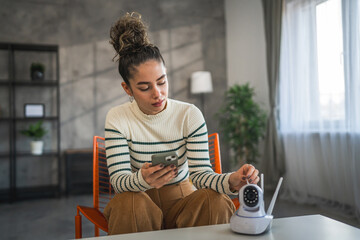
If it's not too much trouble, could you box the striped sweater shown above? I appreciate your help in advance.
[104,98,235,195]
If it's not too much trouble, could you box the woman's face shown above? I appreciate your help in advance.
[122,60,168,115]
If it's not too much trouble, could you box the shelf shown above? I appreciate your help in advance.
[0,152,10,158]
[0,189,10,202]
[0,42,61,202]
[0,42,58,52]
[12,43,58,52]
[0,80,58,86]
[0,118,11,121]
[14,116,59,121]
[1,150,58,158]
[15,150,58,157]
[0,81,10,86]
[0,117,59,121]
[13,80,58,86]
[15,185,59,200]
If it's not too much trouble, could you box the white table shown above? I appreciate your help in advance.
[81,215,360,240]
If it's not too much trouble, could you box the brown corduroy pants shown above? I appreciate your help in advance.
[103,179,236,235]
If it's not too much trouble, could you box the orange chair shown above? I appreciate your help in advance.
[75,133,239,238]
[208,133,240,209]
[75,136,111,238]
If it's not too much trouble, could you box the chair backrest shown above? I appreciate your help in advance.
[92,133,222,210]
[93,136,114,211]
[208,133,222,174]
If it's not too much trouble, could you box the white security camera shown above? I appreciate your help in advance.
[238,184,265,217]
[230,174,283,235]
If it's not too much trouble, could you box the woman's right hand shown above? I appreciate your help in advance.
[141,163,178,189]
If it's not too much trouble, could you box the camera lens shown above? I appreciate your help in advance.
[165,155,176,161]
[243,186,259,207]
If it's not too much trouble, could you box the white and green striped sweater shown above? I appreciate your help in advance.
[105,98,235,195]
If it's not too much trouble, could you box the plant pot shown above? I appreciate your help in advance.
[31,70,44,81]
[31,140,44,155]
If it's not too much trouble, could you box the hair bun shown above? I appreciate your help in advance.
[110,12,151,61]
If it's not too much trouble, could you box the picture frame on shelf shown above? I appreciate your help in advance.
[24,103,45,118]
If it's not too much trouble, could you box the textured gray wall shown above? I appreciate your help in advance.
[0,0,231,182]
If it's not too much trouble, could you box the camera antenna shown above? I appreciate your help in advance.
[260,173,264,191]
[266,177,283,216]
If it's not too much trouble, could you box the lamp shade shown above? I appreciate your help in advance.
[191,71,213,94]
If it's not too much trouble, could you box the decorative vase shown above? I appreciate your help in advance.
[30,140,44,155]
[31,70,44,81]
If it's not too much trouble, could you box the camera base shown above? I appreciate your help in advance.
[230,213,273,235]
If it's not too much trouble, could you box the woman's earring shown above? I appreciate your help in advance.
[129,95,134,103]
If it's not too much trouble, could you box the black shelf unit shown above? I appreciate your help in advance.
[0,43,61,202]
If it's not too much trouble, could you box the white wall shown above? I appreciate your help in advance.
[225,0,269,112]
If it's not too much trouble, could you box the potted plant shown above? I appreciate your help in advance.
[21,120,48,155]
[216,83,267,168]
[30,62,45,81]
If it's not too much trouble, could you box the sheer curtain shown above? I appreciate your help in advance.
[280,0,360,220]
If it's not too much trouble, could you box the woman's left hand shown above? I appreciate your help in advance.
[228,164,260,192]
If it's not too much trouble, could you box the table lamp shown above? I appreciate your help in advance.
[191,71,213,113]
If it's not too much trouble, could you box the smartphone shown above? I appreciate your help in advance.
[151,151,179,167]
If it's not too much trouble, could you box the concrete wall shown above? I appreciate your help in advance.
[225,0,269,111]
[225,0,269,167]
[0,0,231,188]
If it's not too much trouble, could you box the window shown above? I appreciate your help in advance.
[279,0,360,133]
[316,0,345,122]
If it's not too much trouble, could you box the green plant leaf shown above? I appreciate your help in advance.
[216,83,267,166]
[20,120,48,141]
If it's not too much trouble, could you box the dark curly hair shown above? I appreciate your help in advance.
[109,12,165,85]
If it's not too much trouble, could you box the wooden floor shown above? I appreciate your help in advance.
[0,194,359,240]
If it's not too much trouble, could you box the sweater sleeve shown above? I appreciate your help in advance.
[105,109,152,193]
[186,106,235,195]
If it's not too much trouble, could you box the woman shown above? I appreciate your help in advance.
[104,12,260,235]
